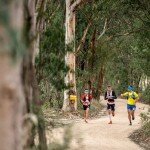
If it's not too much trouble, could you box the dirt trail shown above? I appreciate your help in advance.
[71,99,149,150]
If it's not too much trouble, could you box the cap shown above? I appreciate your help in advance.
[84,89,89,94]
[128,85,133,90]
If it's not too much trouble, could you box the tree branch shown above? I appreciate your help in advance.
[36,0,45,11]
[48,4,60,22]
[102,28,149,44]
[98,18,107,40]
[75,20,92,55]
[71,0,85,12]
[36,0,47,26]
[113,28,148,37]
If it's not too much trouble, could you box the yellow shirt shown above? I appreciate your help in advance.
[122,92,139,105]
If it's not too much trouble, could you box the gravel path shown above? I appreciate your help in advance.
[71,99,148,150]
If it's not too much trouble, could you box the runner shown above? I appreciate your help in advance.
[104,85,117,124]
[81,89,92,123]
[121,85,139,125]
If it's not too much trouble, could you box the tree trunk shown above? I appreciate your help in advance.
[22,0,47,149]
[63,0,76,111]
[96,66,105,100]
[90,28,97,73]
[35,0,47,64]
[0,1,24,150]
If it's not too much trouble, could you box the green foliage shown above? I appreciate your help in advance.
[130,111,150,150]
[76,0,150,99]
[141,85,150,104]
[35,0,67,110]
[66,42,75,52]
[140,112,150,136]
[36,1,66,91]
[36,0,150,105]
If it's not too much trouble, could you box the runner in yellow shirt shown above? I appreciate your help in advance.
[121,85,139,125]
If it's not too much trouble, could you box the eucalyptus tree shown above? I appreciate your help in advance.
[63,0,86,111]
[22,0,48,149]
[75,0,150,98]
[0,1,25,150]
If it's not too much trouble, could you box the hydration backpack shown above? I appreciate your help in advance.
[126,92,136,100]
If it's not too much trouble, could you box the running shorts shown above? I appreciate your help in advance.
[127,104,136,110]
[107,103,115,111]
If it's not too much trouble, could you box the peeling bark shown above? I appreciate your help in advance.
[63,0,76,111]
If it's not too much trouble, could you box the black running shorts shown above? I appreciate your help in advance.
[83,105,90,110]
[107,104,115,111]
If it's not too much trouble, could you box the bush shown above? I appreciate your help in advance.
[141,85,150,104]
[140,111,150,136]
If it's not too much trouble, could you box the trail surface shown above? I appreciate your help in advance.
[71,99,148,150]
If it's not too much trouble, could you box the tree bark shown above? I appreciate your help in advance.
[0,1,24,150]
[22,0,47,149]
[63,0,76,111]
[63,0,85,112]
[35,0,47,63]
[96,66,105,100]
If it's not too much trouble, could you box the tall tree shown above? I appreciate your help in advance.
[23,0,47,149]
[0,1,25,150]
[63,0,85,111]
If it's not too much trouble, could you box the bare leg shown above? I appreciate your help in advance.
[85,108,89,123]
[131,110,135,120]
[112,111,115,117]
[108,110,112,124]
[128,110,132,125]
[83,110,86,120]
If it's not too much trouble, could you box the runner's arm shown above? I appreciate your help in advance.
[121,92,128,97]
[81,95,85,104]
[104,92,107,100]
[112,91,117,99]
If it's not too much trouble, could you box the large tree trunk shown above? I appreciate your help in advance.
[23,0,47,149]
[63,0,84,112]
[0,1,24,150]
[63,0,76,111]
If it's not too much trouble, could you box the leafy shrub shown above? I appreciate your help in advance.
[141,85,150,104]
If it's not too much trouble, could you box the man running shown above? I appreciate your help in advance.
[121,85,139,125]
[81,89,92,123]
[104,85,117,124]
